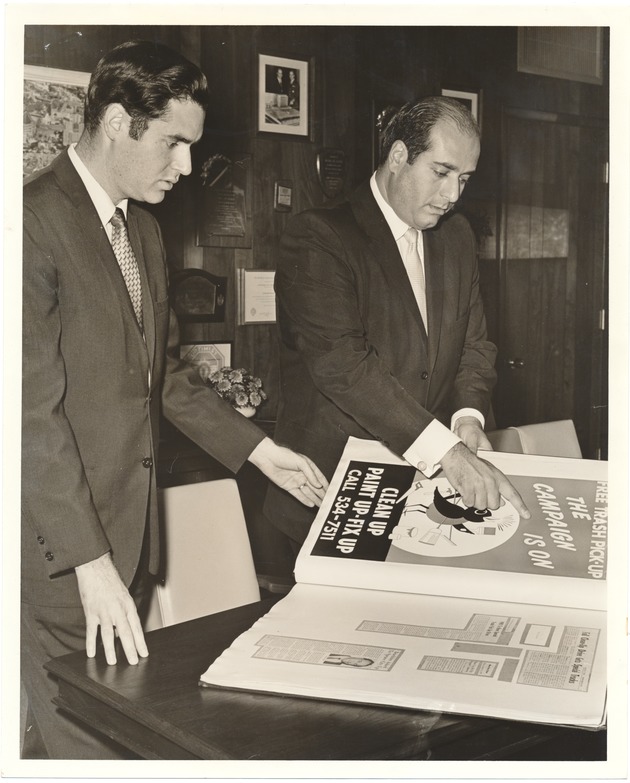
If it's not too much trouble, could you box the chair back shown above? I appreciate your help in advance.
[486,419,582,458]
[145,479,260,631]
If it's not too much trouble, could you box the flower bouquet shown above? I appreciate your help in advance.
[206,367,267,417]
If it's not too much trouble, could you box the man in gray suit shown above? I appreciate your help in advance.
[265,97,529,550]
[22,40,326,759]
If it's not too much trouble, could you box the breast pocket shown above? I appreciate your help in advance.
[153,297,170,327]
[441,311,469,352]
[152,296,171,347]
[445,309,468,332]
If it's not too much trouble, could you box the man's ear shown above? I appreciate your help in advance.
[388,140,409,172]
[101,103,130,141]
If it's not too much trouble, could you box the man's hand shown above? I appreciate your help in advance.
[440,441,530,519]
[249,437,328,507]
[453,415,493,453]
[75,552,148,665]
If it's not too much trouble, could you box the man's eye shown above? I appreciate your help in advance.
[434,169,448,178]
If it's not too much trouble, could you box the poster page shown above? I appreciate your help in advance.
[296,438,608,611]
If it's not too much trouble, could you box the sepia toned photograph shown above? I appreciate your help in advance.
[5,9,627,779]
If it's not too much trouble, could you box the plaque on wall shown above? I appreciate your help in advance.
[237,269,276,325]
[180,342,232,381]
[316,148,345,199]
[196,153,252,248]
[274,179,293,212]
[169,268,227,323]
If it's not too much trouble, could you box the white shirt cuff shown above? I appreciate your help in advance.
[451,408,485,430]
[403,419,460,477]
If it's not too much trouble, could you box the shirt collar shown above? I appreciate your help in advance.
[67,143,128,226]
[370,172,413,242]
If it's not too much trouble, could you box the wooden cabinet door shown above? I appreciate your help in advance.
[493,108,608,458]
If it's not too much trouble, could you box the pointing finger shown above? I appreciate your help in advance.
[498,476,530,519]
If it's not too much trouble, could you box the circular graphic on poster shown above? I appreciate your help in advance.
[388,477,520,558]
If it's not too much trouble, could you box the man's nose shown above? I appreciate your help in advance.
[439,175,461,205]
[173,146,193,177]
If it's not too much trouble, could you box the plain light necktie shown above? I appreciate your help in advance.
[110,207,143,330]
[402,226,428,329]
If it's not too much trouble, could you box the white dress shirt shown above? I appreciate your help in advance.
[370,174,484,475]
[68,143,128,239]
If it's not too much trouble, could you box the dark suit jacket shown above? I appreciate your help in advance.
[264,180,497,544]
[22,150,264,607]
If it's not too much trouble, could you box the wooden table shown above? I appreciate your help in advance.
[45,599,606,761]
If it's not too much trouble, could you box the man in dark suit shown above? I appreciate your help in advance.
[265,96,529,551]
[265,65,286,94]
[21,40,326,759]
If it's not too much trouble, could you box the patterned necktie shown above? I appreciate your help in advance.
[402,226,428,329]
[110,207,143,330]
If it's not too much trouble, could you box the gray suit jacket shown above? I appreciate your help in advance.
[22,150,264,607]
[264,180,497,544]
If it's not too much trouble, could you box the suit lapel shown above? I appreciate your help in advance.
[423,226,445,374]
[53,151,116,269]
[127,208,156,372]
[350,182,427,345]
[52,152,151,362]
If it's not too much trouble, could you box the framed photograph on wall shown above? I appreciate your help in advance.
[257,53,310,138]
[23,65,90,178]
[180,342,233,382]
[441,87,481,128]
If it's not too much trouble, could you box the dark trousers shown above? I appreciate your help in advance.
[21,548,153,760]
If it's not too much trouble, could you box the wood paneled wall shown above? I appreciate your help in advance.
[183,26,360,419]
[23,25,609,429]
[24,25,185,70]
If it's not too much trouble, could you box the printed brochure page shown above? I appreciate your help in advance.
[296,438,608,611]
[200,582,607,728]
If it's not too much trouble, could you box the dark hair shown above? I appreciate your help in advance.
[378,96,480,166]
[84,40,210,139]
